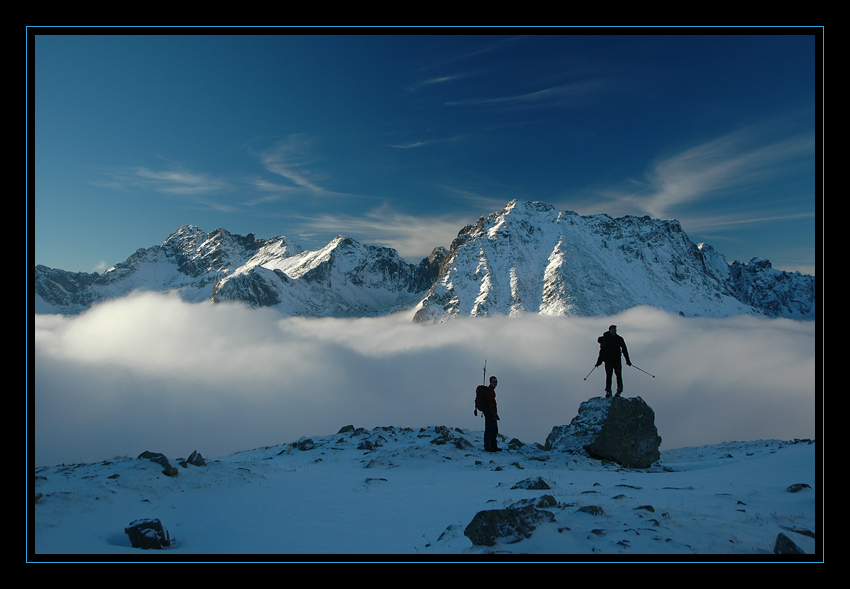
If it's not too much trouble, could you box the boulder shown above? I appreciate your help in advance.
[138,451,178,477]
[511,476,552,490]
[545,396,661,468]
[292,438,315,451]
[179,450,206,468]
[774,532,805,554]
[464,506,555,546]
[124,518,171,549]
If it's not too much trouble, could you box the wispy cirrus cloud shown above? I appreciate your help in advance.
[94,164,229,196]
[632,124,815,220]
[387,135,466,150]
[253,136,328,195]
[405,73,468,93]
[446,79,611,109]
[93,135,344,213]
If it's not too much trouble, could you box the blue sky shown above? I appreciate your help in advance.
[31,32,819,275]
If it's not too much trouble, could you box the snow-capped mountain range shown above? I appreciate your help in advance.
[33,200,816,320]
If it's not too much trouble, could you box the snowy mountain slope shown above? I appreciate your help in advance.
[33,226,268,314]
[414,201,760,321]
[31,428,818,558]
[212,236,445,317]
[33,200,815,320]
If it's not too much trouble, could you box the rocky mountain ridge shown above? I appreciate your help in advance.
[33,200,815,320]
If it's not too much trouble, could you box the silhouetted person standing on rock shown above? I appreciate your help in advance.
[596,325,631,397]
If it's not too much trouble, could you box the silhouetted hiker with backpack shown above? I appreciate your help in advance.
[596,325,631,397]
[475,376,501,452]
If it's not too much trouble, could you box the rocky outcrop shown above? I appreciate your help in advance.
[727,257,816,319]
[180,450,206,468]
[138,451,178,477]
[545,396,662,468]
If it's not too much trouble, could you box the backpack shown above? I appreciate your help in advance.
[474,385,489,414]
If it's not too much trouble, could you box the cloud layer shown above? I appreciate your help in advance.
[32,293,816,467]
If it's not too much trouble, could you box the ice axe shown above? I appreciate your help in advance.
[583,364,598,381]
[630,364,655,378]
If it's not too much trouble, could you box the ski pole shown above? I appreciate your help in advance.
[630,364,655,378]
[583,365,598,380]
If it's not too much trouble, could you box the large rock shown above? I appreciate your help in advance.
[138,451,178,477]
[774,532,805,554]
[124,518,171,549]
[545,396,661,468]
[464,506,555,546]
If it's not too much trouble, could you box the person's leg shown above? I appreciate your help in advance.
[614,363,623,395]
[484,418,495,451]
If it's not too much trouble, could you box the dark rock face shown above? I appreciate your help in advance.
[545,396,662,468]
[728,257,816,319]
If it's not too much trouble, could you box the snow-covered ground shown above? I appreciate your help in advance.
[31,426,818,561]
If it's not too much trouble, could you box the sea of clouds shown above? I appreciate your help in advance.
[32,292,817,467]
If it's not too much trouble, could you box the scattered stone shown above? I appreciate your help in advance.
[453,437,475,450]
[786,483,811,493]
[292,439,315,451]
[511,476,552,490]
[534,494,558,508]
[576,505,605,516]
[509,495,558,509]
